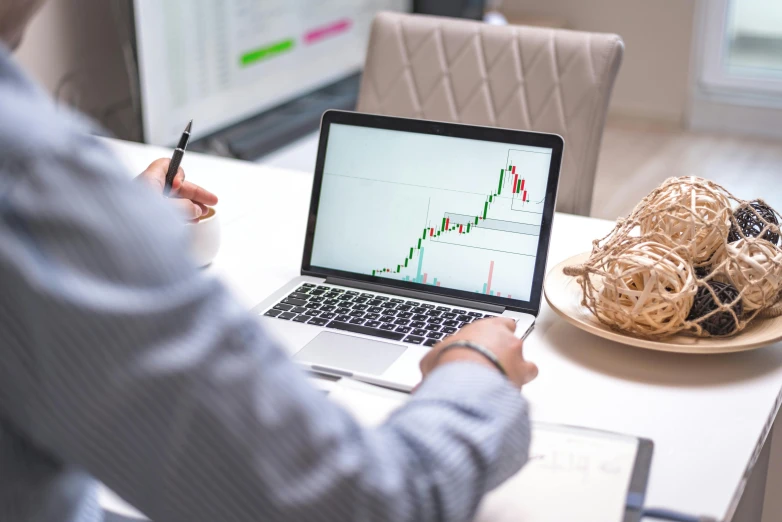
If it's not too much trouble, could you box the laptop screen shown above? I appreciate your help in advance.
[308,118,559,306]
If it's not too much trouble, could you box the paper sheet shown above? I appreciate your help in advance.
[330,379,639,522]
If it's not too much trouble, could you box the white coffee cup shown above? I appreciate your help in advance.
[186,206,221,267]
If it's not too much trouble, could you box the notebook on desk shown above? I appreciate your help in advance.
[330,379,654,522]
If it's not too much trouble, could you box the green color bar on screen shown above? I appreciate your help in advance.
[517,179,521,192]
[397,265,401,273]
[418,238,422,249]
[489,195,493,203]
[240,39,295,67]
[467,223,471,233]
[441,217,446,231]
[482,283,488,294]
[409,247,414,259]
[475,217,479,225]
[498,170,504,194]
[490,290,495,296]
[372,270,376,276]
[404,259,408,267]
[483,202,488,219]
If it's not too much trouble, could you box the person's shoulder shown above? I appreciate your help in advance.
[0,86,87,161]
[0,55,99,166]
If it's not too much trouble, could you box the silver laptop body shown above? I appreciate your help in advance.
[252,111,564,391]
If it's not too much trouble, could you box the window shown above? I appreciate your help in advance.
[699,0,782,97]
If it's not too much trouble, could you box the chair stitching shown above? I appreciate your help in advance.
[477,31,497,125]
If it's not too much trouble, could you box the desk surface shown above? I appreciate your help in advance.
[106,138,782,521]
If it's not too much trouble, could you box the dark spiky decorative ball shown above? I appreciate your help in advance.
[728,201,780,245]
[687,281,743,336]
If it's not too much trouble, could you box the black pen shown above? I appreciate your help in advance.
[164,120,193,195]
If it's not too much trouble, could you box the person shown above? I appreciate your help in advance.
[0,2,538,521]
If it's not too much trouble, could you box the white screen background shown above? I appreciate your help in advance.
[311,124,553,301]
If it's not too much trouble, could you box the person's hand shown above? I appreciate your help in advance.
[136,159,218,220]
[419,318,538,389]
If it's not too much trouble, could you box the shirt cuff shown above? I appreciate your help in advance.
[415,360,519,401]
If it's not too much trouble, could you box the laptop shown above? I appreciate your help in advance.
[253,110,564,391]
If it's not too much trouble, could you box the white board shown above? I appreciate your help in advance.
[475,423,638,522]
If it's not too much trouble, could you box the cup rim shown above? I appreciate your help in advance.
[187,206,217,225]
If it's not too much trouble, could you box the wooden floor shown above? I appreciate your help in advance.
[592,117,782,221]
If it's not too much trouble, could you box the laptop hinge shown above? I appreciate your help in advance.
[325,277,506,314]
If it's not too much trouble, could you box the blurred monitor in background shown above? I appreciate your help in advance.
[415,0,485,20]
[132,1,411,148]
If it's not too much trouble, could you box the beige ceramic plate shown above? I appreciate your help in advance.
[544,253,782,354]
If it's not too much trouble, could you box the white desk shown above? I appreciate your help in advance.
[105,138,782,521]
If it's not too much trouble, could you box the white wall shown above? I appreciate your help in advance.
[502,0,697,124]
[14,0,133,136]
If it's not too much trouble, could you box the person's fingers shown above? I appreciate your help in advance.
[518,361,539,386]
[138,159,175,192]
[479,316,516,331]
[525,361,539,381]
[419,348,438,376]
[172,180,219,205]
[148,157,170,173]
[171,167,185,191]
[170,198,202,220]
[508,337,524,355]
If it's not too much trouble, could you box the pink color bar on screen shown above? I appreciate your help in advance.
[487,261,495,295]
[508,295,512,299]
[497,293,501,297]
[437,282,441,287]
[513,174,519,193]
[521,178,525,191]
[423,273,428,284]
[512,166,516,174]
[523,190,528,202]
[304,18,352,45]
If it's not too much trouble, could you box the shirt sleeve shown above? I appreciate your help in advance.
[0,132,530,522]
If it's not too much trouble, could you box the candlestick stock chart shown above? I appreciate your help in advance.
[310,124,554,301]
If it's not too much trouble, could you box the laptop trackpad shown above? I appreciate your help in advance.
[294,332,406,376]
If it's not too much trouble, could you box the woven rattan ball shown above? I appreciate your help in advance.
[728,201,780,246]
[597,238,697,337]
[687,281,743,336]
[638,177,732,264]
[715,238,782,311]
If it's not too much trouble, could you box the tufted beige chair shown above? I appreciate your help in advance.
[356,12,624,216]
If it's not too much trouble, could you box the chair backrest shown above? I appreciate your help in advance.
[357,12,624,216]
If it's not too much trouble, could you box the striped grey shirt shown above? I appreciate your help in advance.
[0,45,530,522]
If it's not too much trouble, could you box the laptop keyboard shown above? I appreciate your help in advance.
[262,284,496,347]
